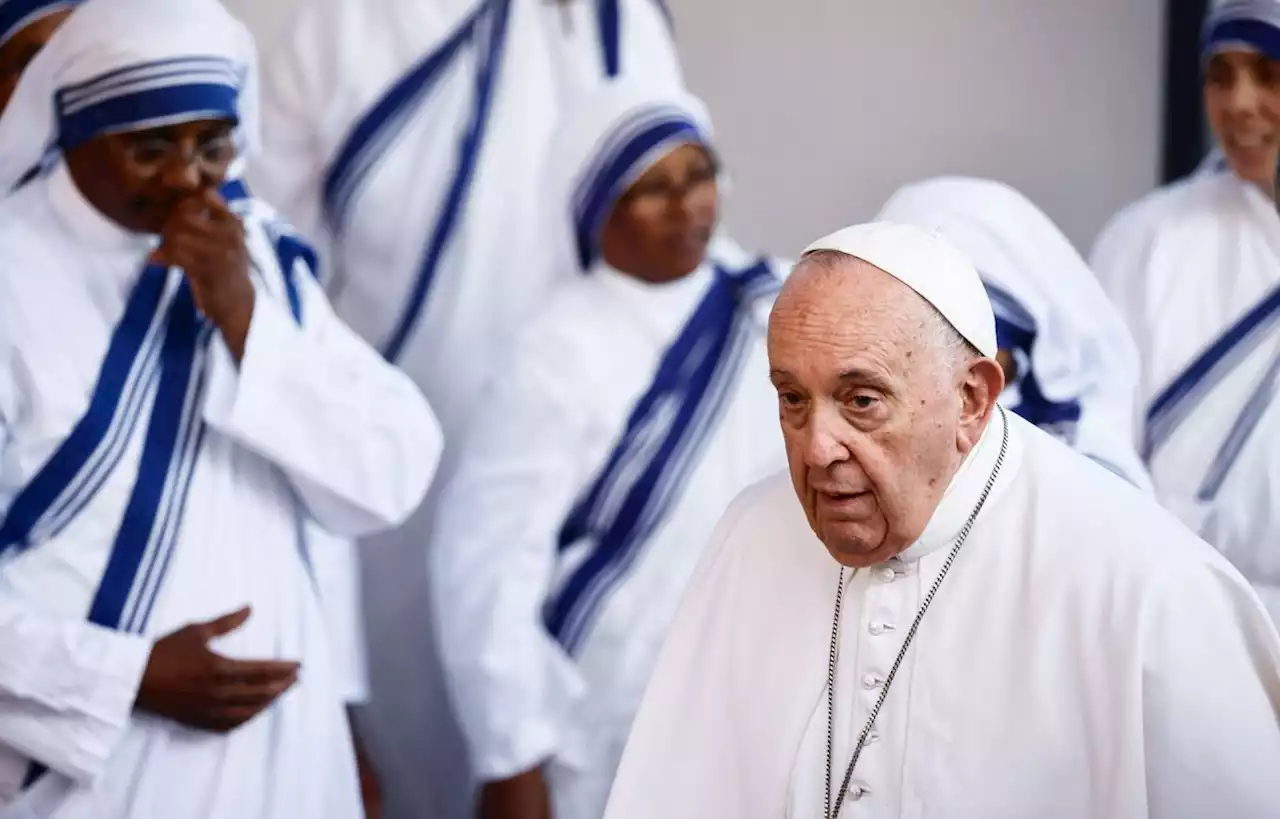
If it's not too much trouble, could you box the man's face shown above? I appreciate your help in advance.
[63,118,237,234]
[767,256,995,567]
[1205,49,1280,192]
[0,9,73,114]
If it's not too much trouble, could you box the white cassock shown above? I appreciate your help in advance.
[249,2,682,813]
[604,408,1280,819]
[430,256,787,819]
[877,176,1150,490]
[0,0,441,815]
[1092,166,1280,625]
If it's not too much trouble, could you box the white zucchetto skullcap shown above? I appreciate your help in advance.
[801,221,998,359]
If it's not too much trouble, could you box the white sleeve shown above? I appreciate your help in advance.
[202,271,442,539]
[0,597,150,784]
[306,523,370,703]
[427,350,591,781]
[1140,558,1280,818]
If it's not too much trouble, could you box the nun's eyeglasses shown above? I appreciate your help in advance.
[621,163,718,214]
[120,132,237,177]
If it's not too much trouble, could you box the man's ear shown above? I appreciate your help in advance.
[957,356,1004,451]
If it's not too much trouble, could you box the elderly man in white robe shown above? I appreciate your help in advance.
[247,2,682,815]
[603,222,1280,819]
[430,81,788,819]
[1092,0,1280,624]
[878,177,1150,489]
[0,0,441,816]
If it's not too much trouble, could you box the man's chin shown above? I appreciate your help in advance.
[819,529,900,569]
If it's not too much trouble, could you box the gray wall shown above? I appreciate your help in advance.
[228,0,1165,254]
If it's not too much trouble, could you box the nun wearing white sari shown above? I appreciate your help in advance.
[877,177,1150,490]
[1092,0,1280,623]
[248,2,683,815]
[0,0,441,815]
[429,83,788,819]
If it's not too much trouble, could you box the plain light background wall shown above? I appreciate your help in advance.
[227,0,1165,254]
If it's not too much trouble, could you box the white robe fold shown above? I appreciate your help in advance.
[603,411,1280,819]
[0,163,440,819]
[1092,170,1280,623]
[430,258,787,819]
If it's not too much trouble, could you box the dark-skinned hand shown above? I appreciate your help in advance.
[349,709,384,819]
[477,766,553,819]
[135,606,300,733]
[152,188,256,360]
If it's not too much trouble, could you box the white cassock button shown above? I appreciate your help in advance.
[878,567,897,583]
[865,730,881,744]
[848,785,867,801]
[868,621,893,636]
[861,673,881,690]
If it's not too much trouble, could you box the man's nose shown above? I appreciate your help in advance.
[800,404,850,469]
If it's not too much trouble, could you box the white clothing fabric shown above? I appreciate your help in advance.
[249,4,683,813]
[0,0,442,814]
[1092,168,1280,624]
[430,255,787,819]
[604,410,1280,819]
[877,177,1150,489]
[803,222,998,358]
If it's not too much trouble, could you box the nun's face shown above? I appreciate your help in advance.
[65,118,237,234]
[768,254,1001,568]
[0,9,74,114]
[1205,49,1280,192]
[598,143,718,284]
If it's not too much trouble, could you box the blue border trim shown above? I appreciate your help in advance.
[1144,282,1280,459]
[545,260,774,652]
[321,4,485,230]
[380,0,512,362]
[0,268,168,554]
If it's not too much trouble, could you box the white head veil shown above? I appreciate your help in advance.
[877,176,1152,489]
[546,80,716,274]
[0,0,258,192]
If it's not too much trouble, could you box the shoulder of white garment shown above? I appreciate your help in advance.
[1093,173,1229,262]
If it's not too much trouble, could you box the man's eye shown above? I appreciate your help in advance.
[850,395,878,410]
[778,392,804,407]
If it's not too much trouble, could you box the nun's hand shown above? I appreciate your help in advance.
[154,188,256,360]
[477,766,552,819]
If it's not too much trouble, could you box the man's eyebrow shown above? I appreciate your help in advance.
[837,367,894,391]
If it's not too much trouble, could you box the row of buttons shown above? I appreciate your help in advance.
[848,561,906,805]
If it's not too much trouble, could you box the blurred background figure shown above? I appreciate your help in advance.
[0,0,80,112]
[247,1,684,818]
[1091,0,1280,625]
[878,176,1151,490]
[429,81,787,819]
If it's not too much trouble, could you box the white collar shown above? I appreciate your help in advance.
[44,161,156,255]
[592,260,715,339]
[896,406,1010,564]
